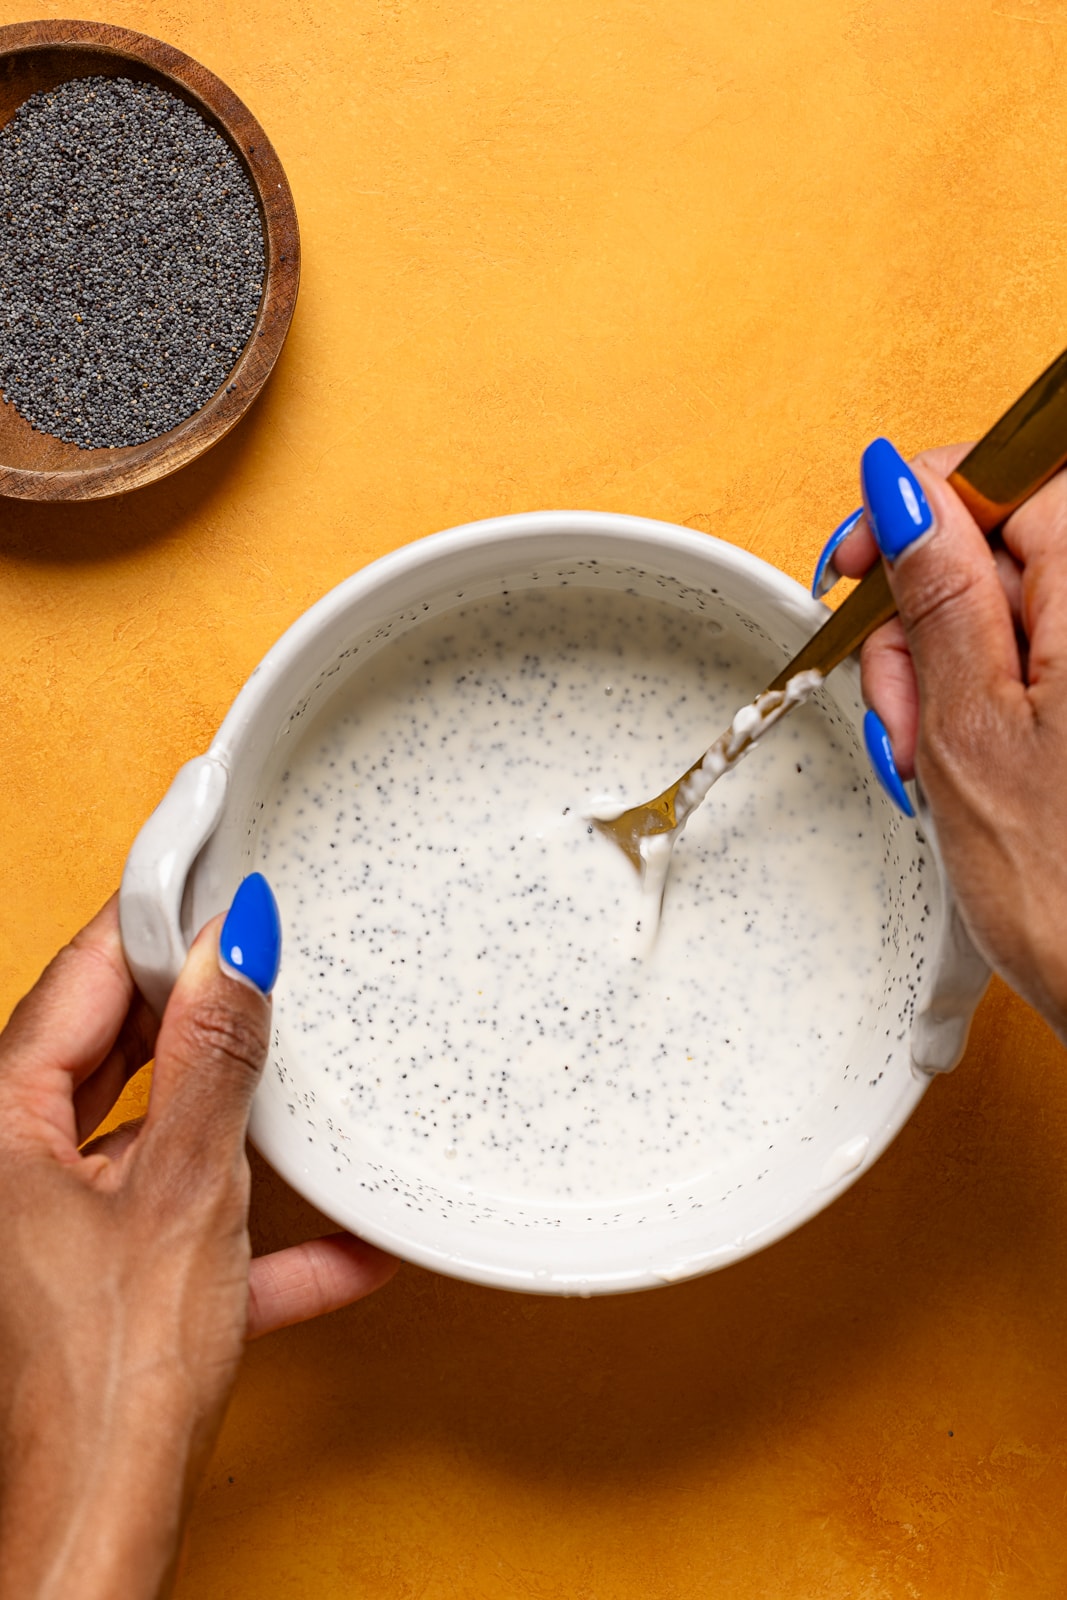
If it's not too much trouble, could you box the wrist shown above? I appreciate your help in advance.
[0,1350,223,1600]
[1018,955,1067,1047]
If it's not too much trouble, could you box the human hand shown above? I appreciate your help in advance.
[0,883,397,1599]
[812,438,1067,1039]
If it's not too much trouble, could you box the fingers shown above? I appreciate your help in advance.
[859,616,920,780]
[825,512,877,583]
[999,470,1067,693]
[246,1234,399,1339]
[138,875,280,1185]
[0,897,139,1090]
[79,1116,144,1164]
[837,444,1032,799]
[141,921,271,1174]
[0,897,153,1159]
[812,440,1005,802]
[72,995,158,1146]
[815,444,977,589]
[85,1113,398,1339]
[992,545,1025,628]
[863,442,1022,711]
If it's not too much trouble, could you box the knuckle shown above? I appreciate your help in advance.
[134,1127,251,1220]
[1006,475,1067,559]
[902,559,985,634]
[64,927,128,991]
[919,686,1008,786]
[6,935,124,1032]
[917,703,958,778]
[912,442,973,482]
[908,563,979,624]
[860,618,910,686]
[179,998,270,1080]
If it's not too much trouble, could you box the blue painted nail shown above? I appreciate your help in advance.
[220,873,282,994]
[811,508,863,599]
[861,437,933,561]
[863,708,914,817]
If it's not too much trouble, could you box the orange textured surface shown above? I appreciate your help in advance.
[2,2,1067,1595]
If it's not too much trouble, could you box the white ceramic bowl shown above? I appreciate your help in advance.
[120,512,988,1294]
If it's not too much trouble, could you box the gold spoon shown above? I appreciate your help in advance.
[593,342,1067,871]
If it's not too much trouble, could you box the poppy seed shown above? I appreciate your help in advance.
[0,74,265,449]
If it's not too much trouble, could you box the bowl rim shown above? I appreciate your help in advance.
[0,17,299,500]
[196,510,932,1295]
[212,509,836,765]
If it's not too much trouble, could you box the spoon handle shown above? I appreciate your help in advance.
[768,342,1067,691]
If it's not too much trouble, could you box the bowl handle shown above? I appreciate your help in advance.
[910,785,991,1075]
[119,755,230,1018]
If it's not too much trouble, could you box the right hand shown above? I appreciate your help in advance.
[827,439,1067,1039]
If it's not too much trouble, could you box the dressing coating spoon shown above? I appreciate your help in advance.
[592,343,1067,871]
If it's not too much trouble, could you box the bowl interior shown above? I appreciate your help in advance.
[0,22,299,498]
[188,520,936,1292]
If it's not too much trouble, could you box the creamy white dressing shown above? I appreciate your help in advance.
[672,669,826,822]
[594,669,826,928]
[258,587,889,1206]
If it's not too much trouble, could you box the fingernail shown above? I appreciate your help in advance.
[220,873,282,994]
[863,708,914,817]
[811,508,863,599]
[861,437,933,561]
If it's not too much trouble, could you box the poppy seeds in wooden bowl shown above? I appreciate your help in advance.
[0,19,299,501]
[0,73,265,450]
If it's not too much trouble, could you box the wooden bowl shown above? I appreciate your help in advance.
[0,19,299,501]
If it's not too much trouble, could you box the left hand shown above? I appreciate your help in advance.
[0,895,397,1599]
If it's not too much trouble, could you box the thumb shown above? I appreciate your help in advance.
[861,436,1022,712]
[140,874,281,1177]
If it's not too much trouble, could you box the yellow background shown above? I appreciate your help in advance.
[3,1,1067,1594]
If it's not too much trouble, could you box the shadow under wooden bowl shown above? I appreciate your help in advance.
[0,18,299,501]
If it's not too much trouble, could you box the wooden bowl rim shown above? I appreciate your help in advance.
[0,18,300,501]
